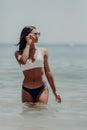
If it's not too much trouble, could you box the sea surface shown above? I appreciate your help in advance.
[0,43,87,130]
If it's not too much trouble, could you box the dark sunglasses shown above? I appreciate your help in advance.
[31,32,40,37]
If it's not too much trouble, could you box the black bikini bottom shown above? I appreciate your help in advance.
[22,83,47,101]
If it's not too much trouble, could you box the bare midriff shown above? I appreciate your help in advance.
[22,67,46,88]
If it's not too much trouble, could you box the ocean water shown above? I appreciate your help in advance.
[0,43,87,130]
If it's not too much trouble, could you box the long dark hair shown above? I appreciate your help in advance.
[17,26,36,54]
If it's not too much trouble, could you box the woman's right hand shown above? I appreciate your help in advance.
[25,34,35,46]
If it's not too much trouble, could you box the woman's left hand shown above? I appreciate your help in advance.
[54,91,61,103]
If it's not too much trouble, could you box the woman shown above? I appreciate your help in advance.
[15,26,61,105]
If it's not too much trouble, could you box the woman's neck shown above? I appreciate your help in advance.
[30,44,36,51]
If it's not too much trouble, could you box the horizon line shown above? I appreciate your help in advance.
[0,42,87,45]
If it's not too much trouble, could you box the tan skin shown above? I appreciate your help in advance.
[15,29,61,105]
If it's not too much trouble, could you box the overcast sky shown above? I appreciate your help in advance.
[0,0,87,44]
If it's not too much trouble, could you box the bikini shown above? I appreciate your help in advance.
[21,48,47,101]
[22,83,47,102]
[21,48,44,71]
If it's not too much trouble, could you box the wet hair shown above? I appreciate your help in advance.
[17,26,36,54]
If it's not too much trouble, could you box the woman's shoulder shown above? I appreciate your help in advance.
[37,47,47,53]
[15,50,21,55]
[37,47,48,56]
[14,51,21,60]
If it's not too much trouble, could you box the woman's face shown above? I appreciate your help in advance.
[30,29,40,43]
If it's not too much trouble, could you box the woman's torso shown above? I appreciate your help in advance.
[22,68,45,88]
[21,47,46,88]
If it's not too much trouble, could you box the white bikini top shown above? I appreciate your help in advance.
[21,48,44,71]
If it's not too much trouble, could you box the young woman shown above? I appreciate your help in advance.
[15,26,61,105]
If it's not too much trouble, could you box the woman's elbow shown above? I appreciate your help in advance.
[19,58,27,65]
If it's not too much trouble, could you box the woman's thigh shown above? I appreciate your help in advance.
[36,87,49,104]
[22,89,33,103]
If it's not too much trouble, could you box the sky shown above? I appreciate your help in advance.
[0,0,87,44]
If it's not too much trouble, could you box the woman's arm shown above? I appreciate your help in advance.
[15,44,30,65]
[44,49,61,103]
[15,34,34,64]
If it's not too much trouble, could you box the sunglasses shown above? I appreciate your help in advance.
[31,32,40,37]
